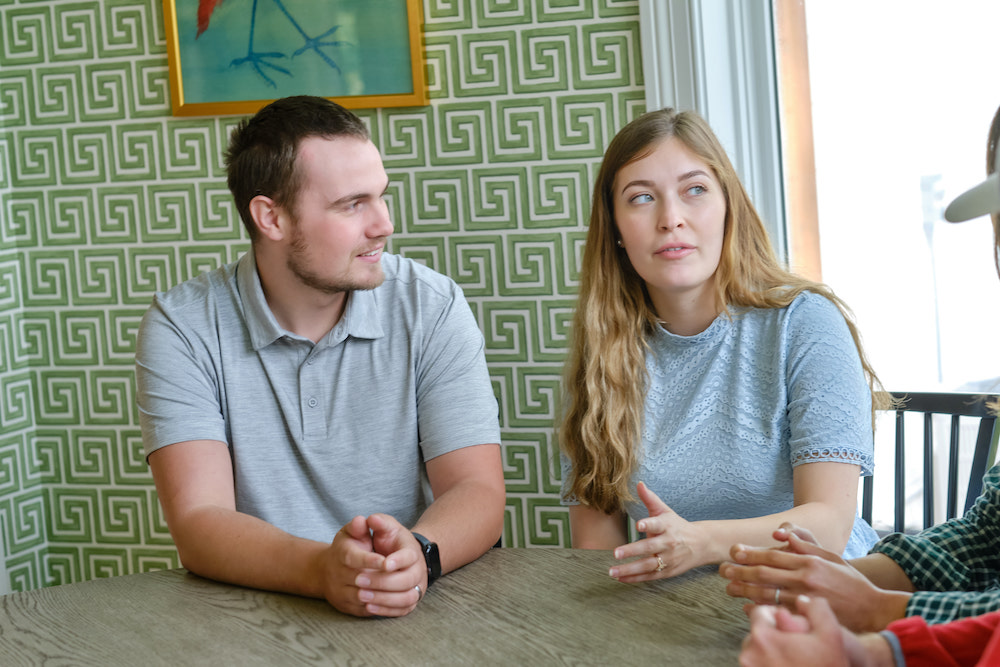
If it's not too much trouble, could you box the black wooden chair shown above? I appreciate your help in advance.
[861,391,999,534]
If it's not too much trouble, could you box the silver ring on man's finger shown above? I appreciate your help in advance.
[773,587,781,605]
[415,584,423,601]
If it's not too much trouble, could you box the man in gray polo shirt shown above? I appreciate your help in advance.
[135,96,505,618]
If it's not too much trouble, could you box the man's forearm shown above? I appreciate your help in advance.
[411,478,505,574]
[850,553,917,593]
[843,553,915,630]
[170,505,330,599]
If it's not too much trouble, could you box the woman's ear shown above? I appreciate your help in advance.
[249,195,285,241]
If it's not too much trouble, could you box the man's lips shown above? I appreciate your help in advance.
[358,246,383,258]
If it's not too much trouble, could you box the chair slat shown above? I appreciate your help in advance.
[947,414,961,520]
[865,392,999,535]
[922,412,933,531]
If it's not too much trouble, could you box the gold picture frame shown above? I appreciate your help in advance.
[163,0,428,116]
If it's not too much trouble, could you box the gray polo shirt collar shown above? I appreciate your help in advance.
[236,251,385,351]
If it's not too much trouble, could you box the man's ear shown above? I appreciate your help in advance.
[249,195,286,241]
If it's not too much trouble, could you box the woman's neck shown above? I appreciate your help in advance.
[652,289,721,336]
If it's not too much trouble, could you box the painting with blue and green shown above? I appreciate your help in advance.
[175,0,415,103]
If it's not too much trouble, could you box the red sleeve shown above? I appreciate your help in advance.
[885,610,1000,667]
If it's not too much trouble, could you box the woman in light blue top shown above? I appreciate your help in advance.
[559,108,888,582]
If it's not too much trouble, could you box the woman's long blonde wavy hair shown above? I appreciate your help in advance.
[558,108,890,515]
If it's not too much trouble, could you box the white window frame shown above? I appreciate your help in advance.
[638,0,787,262]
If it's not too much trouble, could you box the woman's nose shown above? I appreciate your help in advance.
[658,202,683,230]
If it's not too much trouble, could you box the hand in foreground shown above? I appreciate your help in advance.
[739,595,890,667]
[321,514,425,617]
[771,523,822,548]
[608,481,708,582]
[719,526,895,632]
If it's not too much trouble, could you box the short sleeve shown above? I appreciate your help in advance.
[410,275,501,460]
[784,292,874,475]
[135,289,229,458]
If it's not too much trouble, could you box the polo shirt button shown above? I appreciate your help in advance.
[308,397,318,408]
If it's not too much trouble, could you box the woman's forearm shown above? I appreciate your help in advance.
[697,501,857,564]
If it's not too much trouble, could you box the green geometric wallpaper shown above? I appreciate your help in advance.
[0,0,645,592]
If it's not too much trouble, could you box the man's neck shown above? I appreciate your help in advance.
[254,248,348,343]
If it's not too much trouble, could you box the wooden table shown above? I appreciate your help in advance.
[0,548,749,665]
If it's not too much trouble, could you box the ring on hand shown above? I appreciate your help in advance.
[654,554,666,573]
[773,587,781,605]
[415,584,423,601]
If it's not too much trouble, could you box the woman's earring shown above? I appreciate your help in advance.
[616,239,624,248]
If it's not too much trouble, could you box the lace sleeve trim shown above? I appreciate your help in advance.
[791,447,874,475]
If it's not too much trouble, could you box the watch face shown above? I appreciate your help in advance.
[425,541,441,577]
[412,532,441,584]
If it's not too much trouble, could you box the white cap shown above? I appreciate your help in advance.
[944,147,1000,222]
[944,172,1000,222]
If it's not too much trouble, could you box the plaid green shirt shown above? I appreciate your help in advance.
[870,463,1000,624]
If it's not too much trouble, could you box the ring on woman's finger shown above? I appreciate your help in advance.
[773,587,781,605]
[654,554,666,573]
[415,584,424,601]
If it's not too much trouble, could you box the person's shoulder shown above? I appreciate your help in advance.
[380,252,460,299]
[779,289,851,338]
[150,261,237,313]
[731,290,844,335]
[732,290,832,324]
[785,289,842,319]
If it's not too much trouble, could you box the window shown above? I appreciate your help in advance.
[806,0,1000,394]
[805,0,1000,530]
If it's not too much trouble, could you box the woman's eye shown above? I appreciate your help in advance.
[687,185,706,196]
[630,193,653,204]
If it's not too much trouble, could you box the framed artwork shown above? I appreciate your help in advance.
[163,0,428,116]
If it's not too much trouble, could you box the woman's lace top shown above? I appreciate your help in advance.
[564,291,879,558]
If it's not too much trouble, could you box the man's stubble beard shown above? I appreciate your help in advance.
[286,224,385,295]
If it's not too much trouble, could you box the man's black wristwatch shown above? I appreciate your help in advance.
[411,532,441,587]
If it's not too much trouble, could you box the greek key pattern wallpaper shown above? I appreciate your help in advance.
[0,0,645,591]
